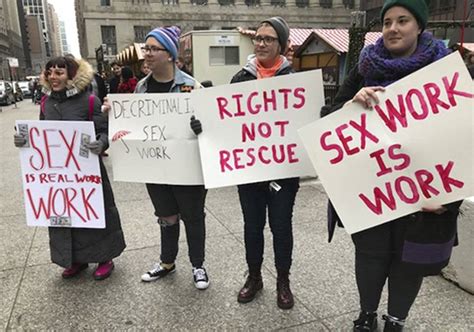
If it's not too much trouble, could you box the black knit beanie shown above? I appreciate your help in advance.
[380,0,430,30]
[260,16,290,54]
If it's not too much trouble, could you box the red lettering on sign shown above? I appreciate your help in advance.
[359,161,464,215]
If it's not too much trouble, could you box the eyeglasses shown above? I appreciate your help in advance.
[251,35,278,46]
[141,46,168,53]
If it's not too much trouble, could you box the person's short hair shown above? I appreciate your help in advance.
[110,61,123,67]
[121,66,134,80]
[44,56,79,80]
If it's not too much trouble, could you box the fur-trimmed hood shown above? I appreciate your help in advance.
[41,58,94,97]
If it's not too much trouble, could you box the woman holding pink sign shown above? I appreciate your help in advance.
[322,1,463,331]
[13,55,126,280]
[192,16,299,310]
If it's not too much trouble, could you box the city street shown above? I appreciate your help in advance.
[1,100,473,331]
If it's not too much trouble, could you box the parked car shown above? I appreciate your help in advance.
[12,82,23,101]
[18,81,32,98]
[0,81,15,105]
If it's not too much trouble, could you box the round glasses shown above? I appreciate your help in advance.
[251,36,278,46]
[141,46,168,53]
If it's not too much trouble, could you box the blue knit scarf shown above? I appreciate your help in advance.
[358,32,449,87]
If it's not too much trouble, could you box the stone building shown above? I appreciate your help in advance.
[26,15,47,74]
[0,0,10,79]
[75,0,360,66]
[59,21,70,54]
[360,0,473,42]
[47,3,62,57]
[22,0,51,57]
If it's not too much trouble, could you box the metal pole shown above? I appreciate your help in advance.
[8,61,17,108]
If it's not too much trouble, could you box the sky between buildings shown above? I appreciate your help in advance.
[47,0,80,58]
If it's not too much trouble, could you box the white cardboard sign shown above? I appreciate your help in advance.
[299,52,474,234]
[17,120,105,228]
[108,93,204,185]
[191,70,323,188]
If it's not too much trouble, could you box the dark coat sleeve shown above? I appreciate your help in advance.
[321,66,364,117]
[324,66,364,241]
[91,95,109,150]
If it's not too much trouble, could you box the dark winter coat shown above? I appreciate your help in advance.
[322,65,462,276]
[40,59,126,268]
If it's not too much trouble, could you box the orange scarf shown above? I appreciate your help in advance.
[256,56,284,79]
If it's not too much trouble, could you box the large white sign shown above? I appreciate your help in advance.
[17,121,105,228]
[299,52,474,234]
[108,93,204,185]
[191,70,323,188]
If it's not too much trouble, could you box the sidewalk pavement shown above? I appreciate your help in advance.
[1,101,473,331]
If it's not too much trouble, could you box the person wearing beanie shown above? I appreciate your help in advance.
[320,1,461,331]
[133,26,210,290]
[191,16,298,310]
[380,0,429,31]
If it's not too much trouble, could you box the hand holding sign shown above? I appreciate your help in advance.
[14,133,27,147]
[352,86,385,109]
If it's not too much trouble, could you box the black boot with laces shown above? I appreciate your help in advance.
[353,311,378,331]
[382,314,405,332]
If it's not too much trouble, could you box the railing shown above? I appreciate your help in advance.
[323,84,340,105]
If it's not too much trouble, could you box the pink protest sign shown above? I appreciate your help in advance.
[16,120,106,228]
[191,70,323,188]
[299,52,474,234]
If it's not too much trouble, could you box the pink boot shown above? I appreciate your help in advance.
[62,263,88,279]
[93,261,114,280]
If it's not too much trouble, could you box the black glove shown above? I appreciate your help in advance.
[86,140,105,155]
[190,115,202,135]
[14,134,27,147]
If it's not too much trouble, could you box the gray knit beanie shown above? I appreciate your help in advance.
[260,17,290,54]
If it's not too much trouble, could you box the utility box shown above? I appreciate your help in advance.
[179,30,254,86]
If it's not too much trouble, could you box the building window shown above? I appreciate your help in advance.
[296,0,309,8]
[245,0,260,6]
[162,0,179,4]
[342,0,354,9]
[439,0,455,9]
[271,0,285,6]
[210,46,239,65]
[101,25,117,55]
[194,26,209,30]
[100,0,111,6]
[218,0,234,5]
[191,0,208,4]
[319,0,332,8]
[134,26,150,42]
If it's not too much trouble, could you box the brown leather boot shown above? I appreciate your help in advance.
[237,272,263,303]
[277,270,294,309]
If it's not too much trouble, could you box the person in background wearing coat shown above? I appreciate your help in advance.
[13,56,126,280]
[90,72,107,103]
[191,17,298,310]
[176,56,192,76]
[117,66,138,93]
[108,61,123,94]
[322,1,462,331]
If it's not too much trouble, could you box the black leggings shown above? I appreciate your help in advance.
[355,250,423,319]
[353,221,423,319]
